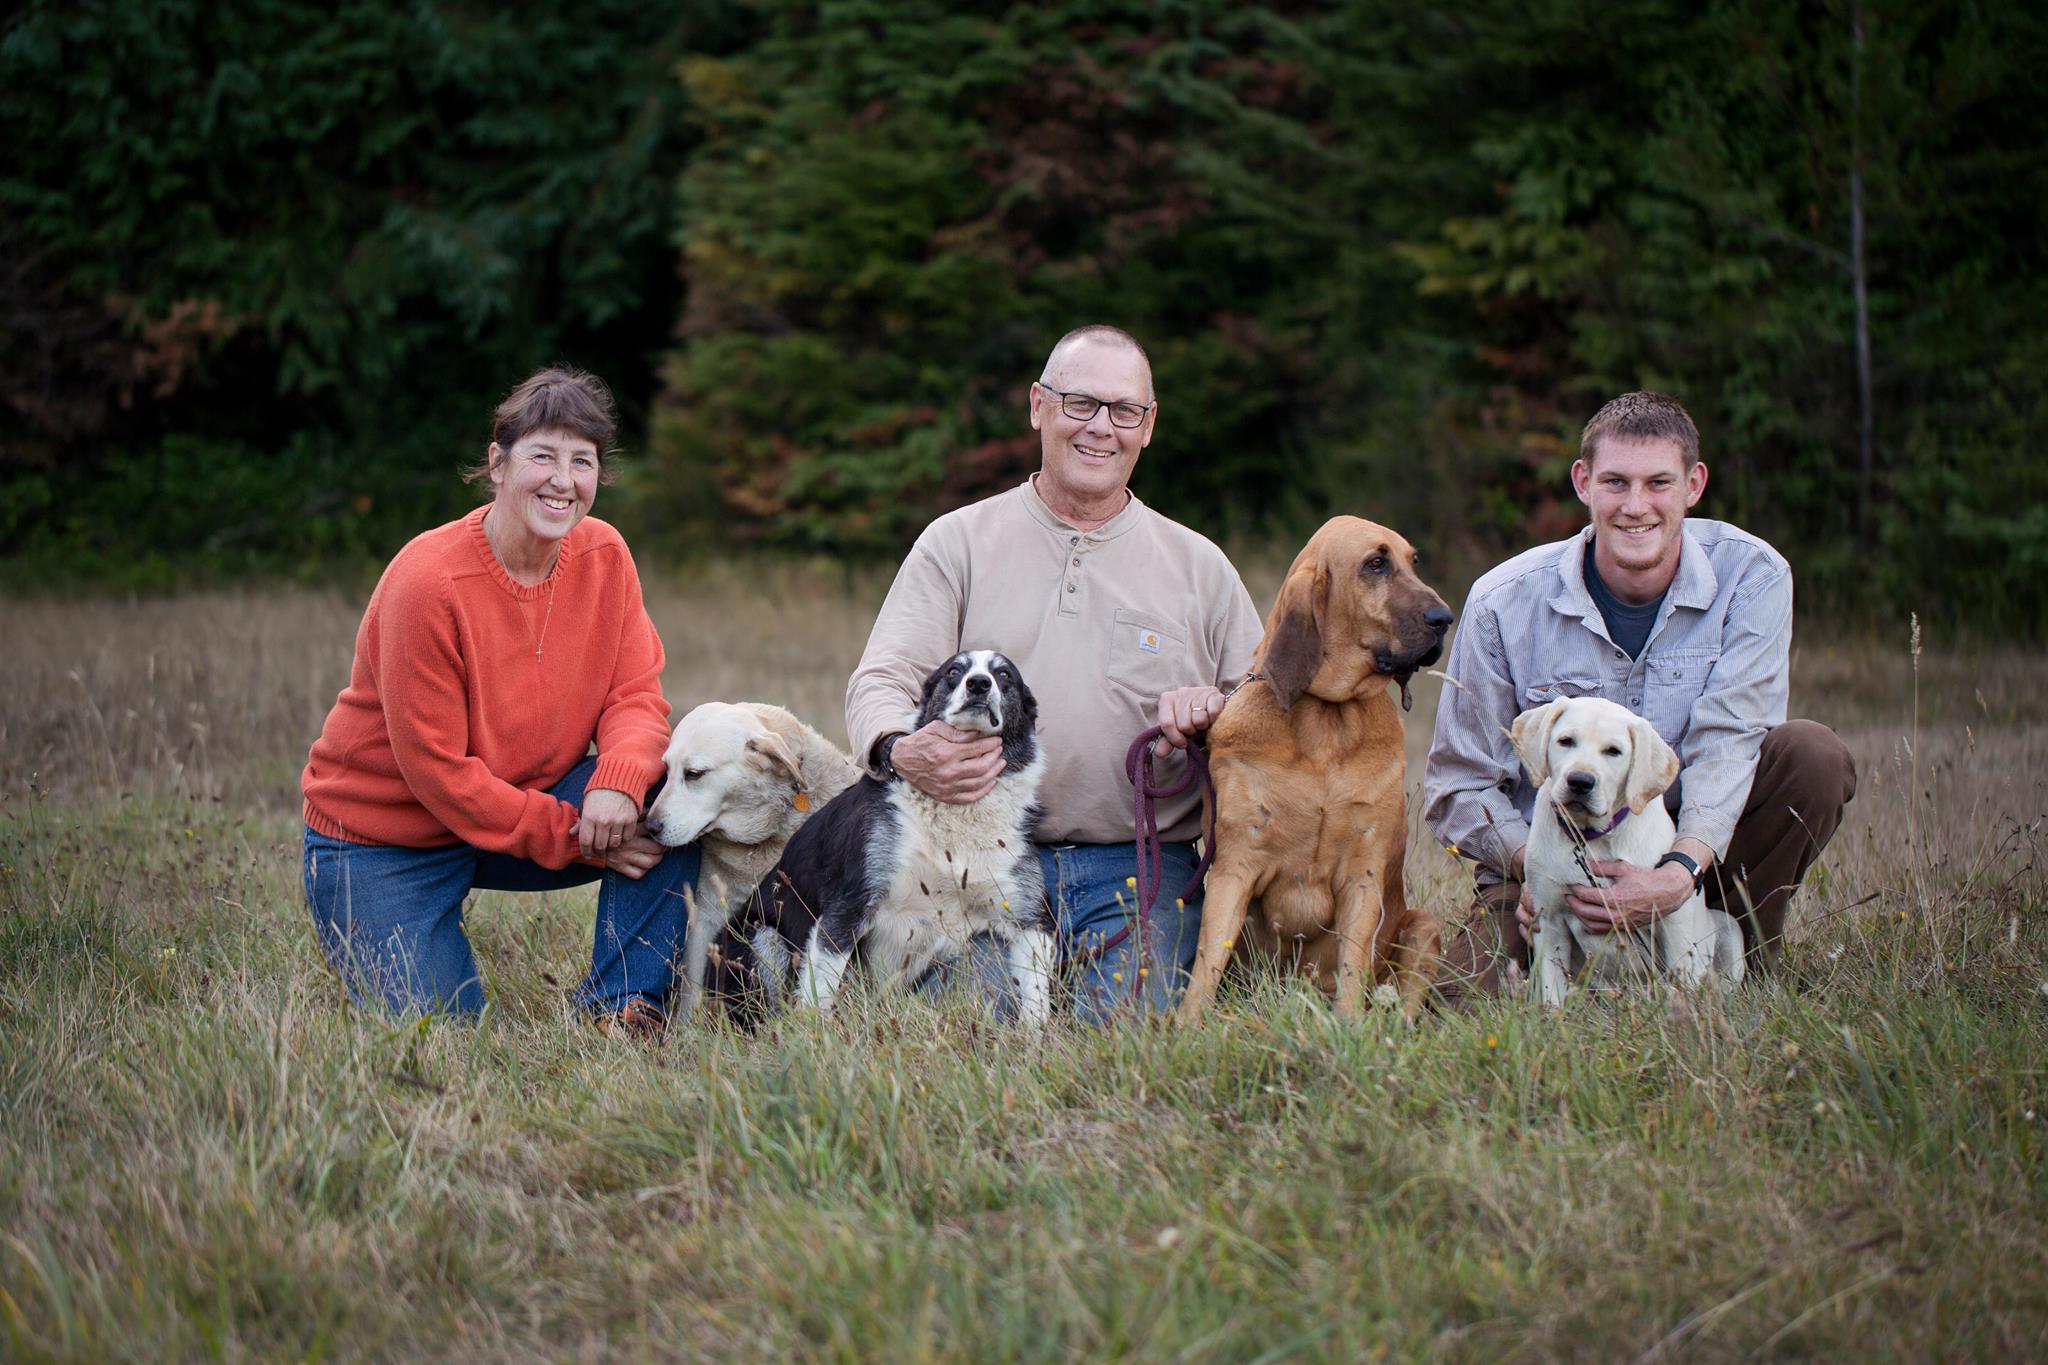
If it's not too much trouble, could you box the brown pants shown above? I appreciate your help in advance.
[1443,719,1859,996]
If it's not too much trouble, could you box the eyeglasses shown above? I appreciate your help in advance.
[1038,385,1154,429]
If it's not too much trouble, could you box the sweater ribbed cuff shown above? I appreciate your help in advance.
[589,753,664,811]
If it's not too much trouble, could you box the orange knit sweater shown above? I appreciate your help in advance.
[302,505,670,869]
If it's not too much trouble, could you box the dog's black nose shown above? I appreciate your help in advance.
[965,673,991,696]
[1424,604,1453,635]
[1565,771,1596,794]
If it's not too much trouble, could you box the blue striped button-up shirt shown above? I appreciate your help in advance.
[1422,519,1792,872]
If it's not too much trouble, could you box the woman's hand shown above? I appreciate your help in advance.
[602,831,667,880]
[577,787,640,860]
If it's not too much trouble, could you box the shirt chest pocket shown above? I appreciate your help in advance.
[1646,650,1718,688]
[1644,649,1718,732]
[1521,677,1601,708]
[1106,609,1188,699]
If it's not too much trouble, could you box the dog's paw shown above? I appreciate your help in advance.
[1502,958,1528,999]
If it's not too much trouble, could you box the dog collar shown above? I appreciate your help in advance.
[1554,800,1630,840]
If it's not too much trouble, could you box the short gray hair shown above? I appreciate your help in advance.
[1039,325,1153,401]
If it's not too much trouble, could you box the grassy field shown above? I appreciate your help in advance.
[2,572,2045,1361]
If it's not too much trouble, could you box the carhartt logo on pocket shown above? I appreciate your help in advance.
[1137,629,1162,654]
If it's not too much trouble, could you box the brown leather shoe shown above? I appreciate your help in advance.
[593,996,668,1040]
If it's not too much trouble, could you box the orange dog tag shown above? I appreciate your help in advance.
[793,791,810,813]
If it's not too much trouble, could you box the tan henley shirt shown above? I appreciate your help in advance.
[846,478,1263,844]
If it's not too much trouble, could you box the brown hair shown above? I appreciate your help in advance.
[1578,391,1700,470]
[462,366,621,486]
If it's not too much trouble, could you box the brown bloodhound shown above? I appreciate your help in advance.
[1178,517,1452,1023]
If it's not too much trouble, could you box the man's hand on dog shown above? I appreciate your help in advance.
[1514,857,1700,935]
[892,721,1006,804]
[1152,685,1228,757]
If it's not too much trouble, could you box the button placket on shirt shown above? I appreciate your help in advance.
[1604,644,1644,710]
[1059,533,1083,615]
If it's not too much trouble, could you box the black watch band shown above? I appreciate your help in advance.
[1655,849,1706,891]
[874,732,903,779]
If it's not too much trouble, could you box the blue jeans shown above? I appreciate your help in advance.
[302,755,699,1019]
[912,933,1023,1022]
[1040,841,1204,1024]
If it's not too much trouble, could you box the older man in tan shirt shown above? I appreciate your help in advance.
[846,325,1263,1021]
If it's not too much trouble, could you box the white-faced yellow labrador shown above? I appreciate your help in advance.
[1514,696,1744,1005]
[644,702,860,1017]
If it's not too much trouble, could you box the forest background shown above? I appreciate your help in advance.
[5,0,2044,630]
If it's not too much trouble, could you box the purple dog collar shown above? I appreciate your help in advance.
[1553,800,1630,839]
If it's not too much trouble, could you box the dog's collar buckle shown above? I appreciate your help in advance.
[1224,669,1267,700]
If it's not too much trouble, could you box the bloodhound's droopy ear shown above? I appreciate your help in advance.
[1510,700,1565,788]
[1622,714,1681,814]
[1261,559,1330,711]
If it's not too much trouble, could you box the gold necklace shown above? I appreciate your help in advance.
[527,575,557,662]
[485,507,563,661]
[519,554,563,662]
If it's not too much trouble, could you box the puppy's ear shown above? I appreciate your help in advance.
[1622,715,1680,813]
[1261,561,1329,711]
[745,732,805,790]
[1510,700,1563,786]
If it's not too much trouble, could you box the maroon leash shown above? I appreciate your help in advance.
[1083,727,1216,998]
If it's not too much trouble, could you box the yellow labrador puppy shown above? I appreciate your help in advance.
[1513,696,1743,1005]
[645,702,860,1016]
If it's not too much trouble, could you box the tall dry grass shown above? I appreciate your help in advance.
[1,574,2044,1360]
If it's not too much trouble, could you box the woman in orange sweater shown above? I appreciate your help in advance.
[301,367,692,1035]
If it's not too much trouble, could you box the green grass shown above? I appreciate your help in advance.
[2,583,2045,1360]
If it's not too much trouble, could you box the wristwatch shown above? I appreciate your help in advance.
[874,732,904,780]
[1654,849,1706,893]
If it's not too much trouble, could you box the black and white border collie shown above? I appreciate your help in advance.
[738,650,1054,1025]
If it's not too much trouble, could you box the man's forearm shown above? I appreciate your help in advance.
[1430,791,1531,877]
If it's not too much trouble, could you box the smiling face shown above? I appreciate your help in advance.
[1570,435,1707,603]
[1028,337,1156,521]
[487,426,599,562]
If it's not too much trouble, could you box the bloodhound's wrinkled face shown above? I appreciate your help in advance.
[1258,516,1453,710]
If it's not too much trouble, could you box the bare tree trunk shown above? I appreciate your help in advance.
[1851,1,1874,535]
